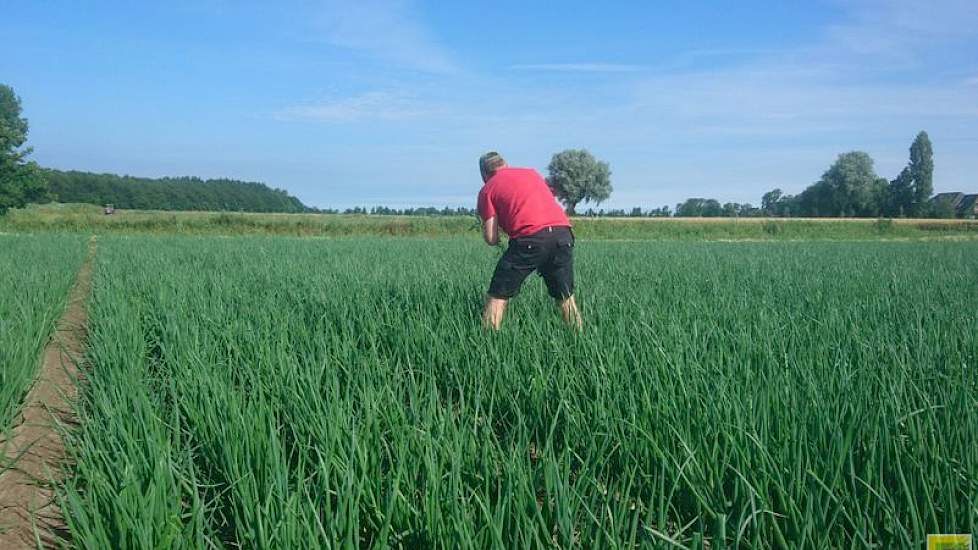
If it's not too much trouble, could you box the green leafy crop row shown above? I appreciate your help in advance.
[62,236,978,548]
[0,235,86,440]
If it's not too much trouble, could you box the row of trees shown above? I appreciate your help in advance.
[666,133,944,218]
[330,206,479,216]
[1,83,309,215]
[346,203,761,219]
[335,205,673,218]
[538,136,947,219]
[581,206,672,217]
[45,170,309,213]
[757,132,936,218]
[673,199,764,218]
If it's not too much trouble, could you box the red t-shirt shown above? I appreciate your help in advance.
[477,167,570,238]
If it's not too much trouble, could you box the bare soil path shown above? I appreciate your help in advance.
[0,237,95,548]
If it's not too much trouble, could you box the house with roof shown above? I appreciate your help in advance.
[931,192,978,218]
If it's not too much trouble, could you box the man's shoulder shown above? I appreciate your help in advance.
[506,167,540,176]
[494,167,543,183]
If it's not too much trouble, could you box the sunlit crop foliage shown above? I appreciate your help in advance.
[63,236,978,548]
[0,235,86,436]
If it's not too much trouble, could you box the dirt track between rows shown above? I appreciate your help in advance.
[0,237,95,548]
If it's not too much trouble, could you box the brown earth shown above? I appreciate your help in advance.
[0,237,95,548]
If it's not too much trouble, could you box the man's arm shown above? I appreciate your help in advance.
[477,188,499,245]
[482,216,499,246]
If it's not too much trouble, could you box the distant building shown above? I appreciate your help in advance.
[963,195,978,219]
[931,192,978,219]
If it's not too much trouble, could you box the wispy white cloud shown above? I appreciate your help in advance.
[631,67,978,125]
[276,91,438,122]
[316,0,456,73]
[823,0,978,57]
[283,0,978,207]
[626,0,978,132]
[509,63,645,73]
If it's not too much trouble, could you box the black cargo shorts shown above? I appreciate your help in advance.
[488,226,575,300]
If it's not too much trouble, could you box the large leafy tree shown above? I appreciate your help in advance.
[0,84,45,215]
[883,131,934,217]
[886,166,914,217]
[546,149,612,215]
[761,189,782,215]
[675,198,723,217]
[797,151,887,217]
[908,131,933,216]
[928,195,958,219]
[761,188,799,217]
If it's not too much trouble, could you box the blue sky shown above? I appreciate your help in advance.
[3,1,977,210]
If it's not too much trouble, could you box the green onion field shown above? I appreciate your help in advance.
[0,235,86,436]
[41,235,976,548]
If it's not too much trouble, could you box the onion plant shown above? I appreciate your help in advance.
[62,236,978,548]
[0,234,86,440]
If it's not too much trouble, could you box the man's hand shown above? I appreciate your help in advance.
[482,216,499,246]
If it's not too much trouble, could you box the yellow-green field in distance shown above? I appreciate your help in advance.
[3,203,978,240]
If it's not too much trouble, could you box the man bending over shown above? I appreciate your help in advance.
[476,151,582,331]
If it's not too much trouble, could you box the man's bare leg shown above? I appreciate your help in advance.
[483,296,508,330]
[556,295,582,331]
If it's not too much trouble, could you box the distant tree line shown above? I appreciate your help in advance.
[145,130,948,219]
[581,206,673,218]
[673,200,763,218]
[674,132,941,218]
[43,169,309,213]
[2,82,310,215]
[735,132,942,219]
[320,206,480,216]
[331,205,672,218]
